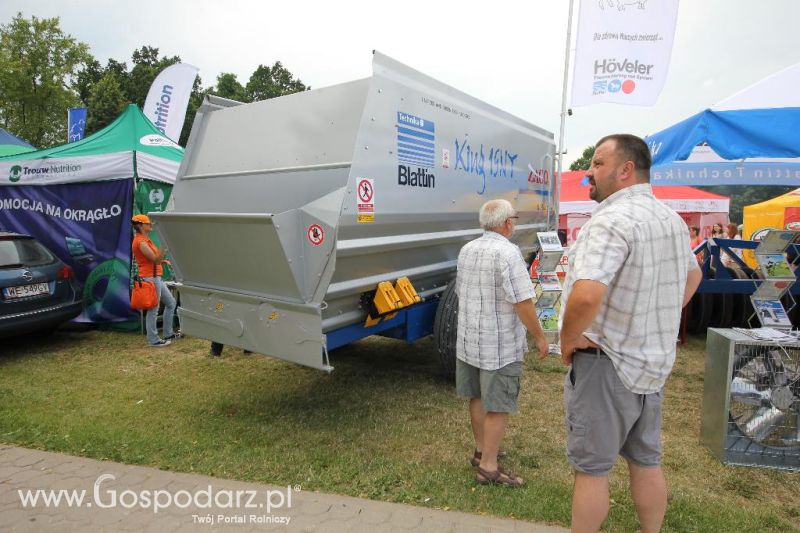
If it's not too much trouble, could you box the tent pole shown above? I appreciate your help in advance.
[555,0,576,231]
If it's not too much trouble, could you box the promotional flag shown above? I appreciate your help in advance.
[570,0,680,107]
[143,63,199,142]
[67,107,87,142]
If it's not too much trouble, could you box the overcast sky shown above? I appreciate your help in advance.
[2,0,799,166]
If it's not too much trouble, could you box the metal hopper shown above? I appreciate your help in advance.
[152,52,556,372]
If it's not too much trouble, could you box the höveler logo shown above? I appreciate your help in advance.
[608,79,637,94]
[594,58,653,76]
[9,165,22,183]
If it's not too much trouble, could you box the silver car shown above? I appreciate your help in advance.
[0,232,83,338]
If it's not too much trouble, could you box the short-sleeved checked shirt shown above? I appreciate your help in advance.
[559,183,698,394]
[456,231,535,371]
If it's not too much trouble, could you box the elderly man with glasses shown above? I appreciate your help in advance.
[455,198,548,488]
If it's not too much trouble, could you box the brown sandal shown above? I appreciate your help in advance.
[475,466,525,487]
[470,449,508,467]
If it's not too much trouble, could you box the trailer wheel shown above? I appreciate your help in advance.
[433,281,459,378]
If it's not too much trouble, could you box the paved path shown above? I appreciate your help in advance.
[0,446,567,532]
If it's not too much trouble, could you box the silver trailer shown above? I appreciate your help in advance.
[152,52,557,373]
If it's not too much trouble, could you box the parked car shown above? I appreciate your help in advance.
[0,231,83,338]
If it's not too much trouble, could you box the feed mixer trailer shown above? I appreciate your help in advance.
[152,52,557,373]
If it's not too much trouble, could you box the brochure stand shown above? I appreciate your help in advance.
[749,230,799,329]
[532,231,565,341]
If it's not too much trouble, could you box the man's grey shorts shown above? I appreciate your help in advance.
[564,349,663,476]
[456,359,522,413]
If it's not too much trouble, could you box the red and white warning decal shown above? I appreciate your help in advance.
[307,224,325,246]
[357,178,374,203]
[357,178,375,222]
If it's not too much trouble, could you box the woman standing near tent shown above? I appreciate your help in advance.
[689,226,704,263]
[711,223,725,238]
[722,223,744,267]
[131,214,179,347]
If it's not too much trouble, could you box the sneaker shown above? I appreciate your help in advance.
[150,339,171,347]
[164,331,183,341]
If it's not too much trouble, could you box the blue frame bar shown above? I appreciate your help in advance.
[325,298,440,351]
[694,240,799,294]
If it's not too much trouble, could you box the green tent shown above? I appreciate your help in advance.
[0,104,183,185]
[0,104,183,324]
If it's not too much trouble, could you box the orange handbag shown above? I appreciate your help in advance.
[130,259,158,310]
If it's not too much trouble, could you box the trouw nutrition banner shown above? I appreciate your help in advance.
[571,0,680,107]
[143,63,199,142]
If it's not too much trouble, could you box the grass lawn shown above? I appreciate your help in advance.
[1,329,799,531]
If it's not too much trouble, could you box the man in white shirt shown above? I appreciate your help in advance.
[559,134,702,532]
[456,199,549,487]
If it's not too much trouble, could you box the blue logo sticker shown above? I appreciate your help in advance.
[397,112,435,169]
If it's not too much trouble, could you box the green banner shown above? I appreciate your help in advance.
[133,179,174,280]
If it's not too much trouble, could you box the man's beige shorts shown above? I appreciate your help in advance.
[456,359,523,413]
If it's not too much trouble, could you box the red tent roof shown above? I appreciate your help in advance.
[560,170,730,214]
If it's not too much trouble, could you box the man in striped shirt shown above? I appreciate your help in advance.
[559,134,701,532]
[456,199,549,487]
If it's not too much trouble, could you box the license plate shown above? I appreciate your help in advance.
[3,283,49,299]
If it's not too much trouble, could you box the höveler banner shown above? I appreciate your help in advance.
[143,63,199,142]
[571,0,680,107]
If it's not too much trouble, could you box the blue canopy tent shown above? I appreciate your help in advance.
[645,63,800,187]
[0,128,34,157]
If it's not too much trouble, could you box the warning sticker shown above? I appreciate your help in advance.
[357,178,375,222]
[307,224,324,246]
[357,178,374,203]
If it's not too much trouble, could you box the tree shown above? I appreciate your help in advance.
[245,62,308,102]
[127,46,180,108]
[79,46,192,138]
[179,75,207,147]
[213,73,247,102]
[569,145,595,171]
[700,185,795,224]
[75,58,103,106]
[0,13,91,147]
[86,72,126,133]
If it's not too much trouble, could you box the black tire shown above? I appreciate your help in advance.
[726,266,750,328]
[709,266,734,328]
[433,281,458,378]
[686,291,713,334]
